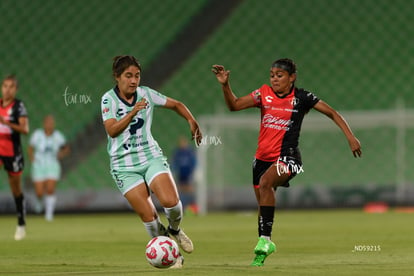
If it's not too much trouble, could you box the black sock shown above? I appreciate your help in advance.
[259,206,275,237]
[168,226,180,235]
[258,215,262,236]
[14,194,26,226]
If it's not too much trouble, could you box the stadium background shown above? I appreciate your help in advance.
[1,0,413,213]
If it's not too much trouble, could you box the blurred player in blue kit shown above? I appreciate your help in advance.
[172,136,197,213]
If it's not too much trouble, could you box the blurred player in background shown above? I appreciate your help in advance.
[28,115,69,221]
[212,59,362,266]
[101,55,202,268]
[0,75,29,240]
[172,136,197,214]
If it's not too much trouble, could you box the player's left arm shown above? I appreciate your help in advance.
[0,116,29,135]
[313,100,362,157]
[163,97,202,146]
[58,144,70,160]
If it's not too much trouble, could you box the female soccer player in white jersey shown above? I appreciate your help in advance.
[101,55,202,268]
[212,59,362,266]
[28,115,69,221]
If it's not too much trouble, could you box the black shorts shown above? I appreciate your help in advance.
[252,154,302,188]
[0,154,24,174]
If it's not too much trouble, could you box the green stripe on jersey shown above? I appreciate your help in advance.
[101,86,167,171]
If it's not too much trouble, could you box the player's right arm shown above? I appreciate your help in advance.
[102,97,147,138]
[212,65,256,111]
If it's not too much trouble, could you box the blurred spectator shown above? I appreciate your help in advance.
[172,136,197,214]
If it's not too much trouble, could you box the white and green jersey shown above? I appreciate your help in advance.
[29,129,66,165]
[101,86,167,171]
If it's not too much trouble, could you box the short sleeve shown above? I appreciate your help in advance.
[29,130,39,146]
[145,87,167,106]
[57,130,66,146]
[101,94,116,122]
[17,101,28,117]
[250,89,262,107]
[304,91,320,109]
[297,89,320,111]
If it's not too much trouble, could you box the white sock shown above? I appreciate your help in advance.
[44,195,56,221]
[143,218,166,238]
[164,201,183,232]
[34,197,44,214]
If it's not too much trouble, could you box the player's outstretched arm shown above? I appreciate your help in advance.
[212,65,256,111]
[313,100,362,158]
[163,98,202,146]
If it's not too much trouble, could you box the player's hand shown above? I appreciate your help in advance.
[212,65,230,85]
[132,98,148,115]
[349,137,362,158]
[189,120,202,146]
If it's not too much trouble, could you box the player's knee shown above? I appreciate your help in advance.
[259,176,273,190]
[160,197,179,209]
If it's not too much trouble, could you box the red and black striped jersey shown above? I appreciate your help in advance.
[0,99,28,157]
[250,84,319,162]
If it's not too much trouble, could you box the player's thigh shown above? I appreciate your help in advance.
[34,181,46,196]
[150,173,179,208]
[45,179,57,194]
[146,157,179,208]
[7,172,23,195]
[260,161,291,188]
[124,184,157,222]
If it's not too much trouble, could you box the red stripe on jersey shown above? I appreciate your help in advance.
[251,85,295,162]
[0,100,16,156]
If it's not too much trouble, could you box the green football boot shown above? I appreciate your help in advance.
[250,237,276,266]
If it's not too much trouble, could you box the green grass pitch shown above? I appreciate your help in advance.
[0,209,412,275]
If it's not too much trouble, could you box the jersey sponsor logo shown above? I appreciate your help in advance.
[262,114,293,131]
[116,108,125,117]
[129,118,144,135]
[115,108,145,134]
[265,95,274,103]
[122,141,149,151]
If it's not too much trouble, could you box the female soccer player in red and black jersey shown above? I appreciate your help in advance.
[212,59,361,266]
[0,75,29,240]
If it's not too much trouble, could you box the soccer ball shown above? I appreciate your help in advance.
[145,236,180,268]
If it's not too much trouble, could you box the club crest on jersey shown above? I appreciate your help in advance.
[252,90,261,103]
[291,97,299,107]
